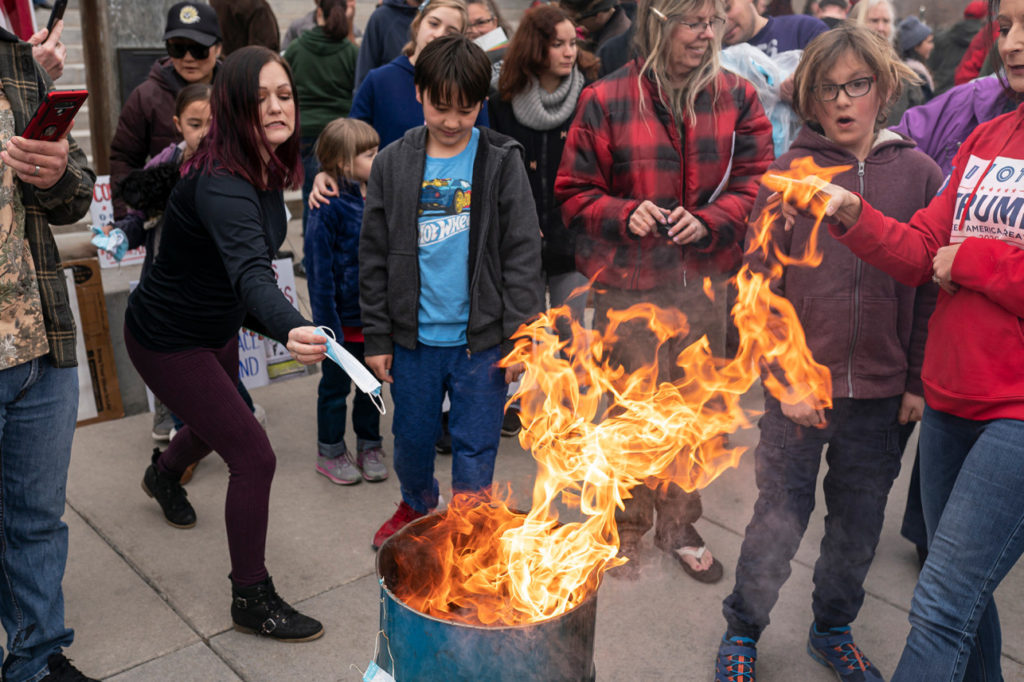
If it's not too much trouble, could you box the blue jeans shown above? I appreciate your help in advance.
[892,407,1024,682]
[0,358,77,682]
[390,344,506,514]
[317,340,382,454]
[723,395,902,640]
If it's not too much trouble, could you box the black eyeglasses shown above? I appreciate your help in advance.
[469,15,495,29]
[166,41,211,60]
[814,76,875,102]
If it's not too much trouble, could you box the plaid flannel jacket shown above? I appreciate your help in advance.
[555,61,773,290]
[0,29,96,368]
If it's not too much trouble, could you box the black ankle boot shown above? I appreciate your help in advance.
[231,576,324,642]
[142,448,196,528]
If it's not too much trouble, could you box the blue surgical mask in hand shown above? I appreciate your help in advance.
[316,326,386,415]
[90,225,128,261]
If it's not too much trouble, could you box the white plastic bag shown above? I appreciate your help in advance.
[721,44,803,155]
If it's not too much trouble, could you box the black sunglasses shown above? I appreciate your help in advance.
[166,41,211,60]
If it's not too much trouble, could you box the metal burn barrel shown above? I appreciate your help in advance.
[375,514,598,682]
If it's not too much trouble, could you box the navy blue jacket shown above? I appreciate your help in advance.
[350,55,489,150]
[354,0,417,88]
[305,181,365,337]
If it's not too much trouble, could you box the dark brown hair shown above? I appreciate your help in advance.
[187,46,302,191]
[318,0,351,41]
[498,6,575,100]
[174,82,212,118]
[413,33,492,107]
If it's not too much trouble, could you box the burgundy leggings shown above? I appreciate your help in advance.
[125,325,274,586]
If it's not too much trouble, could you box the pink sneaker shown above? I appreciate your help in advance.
[316,453,360,485]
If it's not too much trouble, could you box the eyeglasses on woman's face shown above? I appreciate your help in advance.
[672,15,725,33]
[469,15,495,29]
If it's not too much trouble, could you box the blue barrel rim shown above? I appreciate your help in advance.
[376,510,603,632]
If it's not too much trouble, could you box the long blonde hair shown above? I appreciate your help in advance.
[633,0,723,126]
[402,0,469,57]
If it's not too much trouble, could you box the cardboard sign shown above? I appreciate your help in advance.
[90,174,146,268]
[65,258,125,425]
[238,328,270,389]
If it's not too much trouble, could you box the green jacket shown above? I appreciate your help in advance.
[284,26,358,138]
[0,28,95,368]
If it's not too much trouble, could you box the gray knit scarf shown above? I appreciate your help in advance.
[510,67,585,131]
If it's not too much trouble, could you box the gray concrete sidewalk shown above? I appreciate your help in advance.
[45,224,1024,681]
[53,372,1024,681]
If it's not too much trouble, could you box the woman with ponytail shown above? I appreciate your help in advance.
[285,0,359,234]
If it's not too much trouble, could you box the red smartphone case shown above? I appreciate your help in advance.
[22,89,88,141]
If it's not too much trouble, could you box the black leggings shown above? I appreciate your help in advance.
[125,325,274,586]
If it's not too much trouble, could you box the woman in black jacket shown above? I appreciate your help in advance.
[489,5,588,346]
[124,47,328,642]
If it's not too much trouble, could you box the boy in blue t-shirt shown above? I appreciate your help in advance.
[359,34,544,550]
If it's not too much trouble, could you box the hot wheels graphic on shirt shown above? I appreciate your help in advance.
[419,178,472,216]
[418,177,472,248]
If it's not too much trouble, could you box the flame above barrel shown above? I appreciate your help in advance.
[391,158,849,626]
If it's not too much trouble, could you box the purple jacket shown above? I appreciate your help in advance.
[745,126,943,398]
[891,76,1012,177]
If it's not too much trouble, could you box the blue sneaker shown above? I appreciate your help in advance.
[807,624,883,681]
[715,634,756,682]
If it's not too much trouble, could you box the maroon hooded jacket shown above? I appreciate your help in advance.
[109,57,219,218]
[746,126,943,399]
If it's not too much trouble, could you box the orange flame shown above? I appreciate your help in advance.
[390,158,847,626]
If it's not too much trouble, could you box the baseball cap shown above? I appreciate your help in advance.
[163,2,222,47]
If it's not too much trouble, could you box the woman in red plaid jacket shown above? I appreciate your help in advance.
[554,0,773,582]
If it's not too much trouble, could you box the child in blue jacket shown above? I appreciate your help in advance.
[305,117,387,486]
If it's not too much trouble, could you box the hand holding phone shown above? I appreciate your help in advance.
[1,135,69,189]
[29,7,67,81]
[47,0,68,33]
[22,89,87,142]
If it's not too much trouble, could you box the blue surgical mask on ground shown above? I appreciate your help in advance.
[316,326,386,415]
[362,661,395,682]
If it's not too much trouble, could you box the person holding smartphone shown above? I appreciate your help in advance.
[109,2,222,219]
[0,22,98,682]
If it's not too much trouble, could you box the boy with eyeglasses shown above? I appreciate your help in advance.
[110,2,223,220]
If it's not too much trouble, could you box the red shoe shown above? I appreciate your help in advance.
[372,501,424,550]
